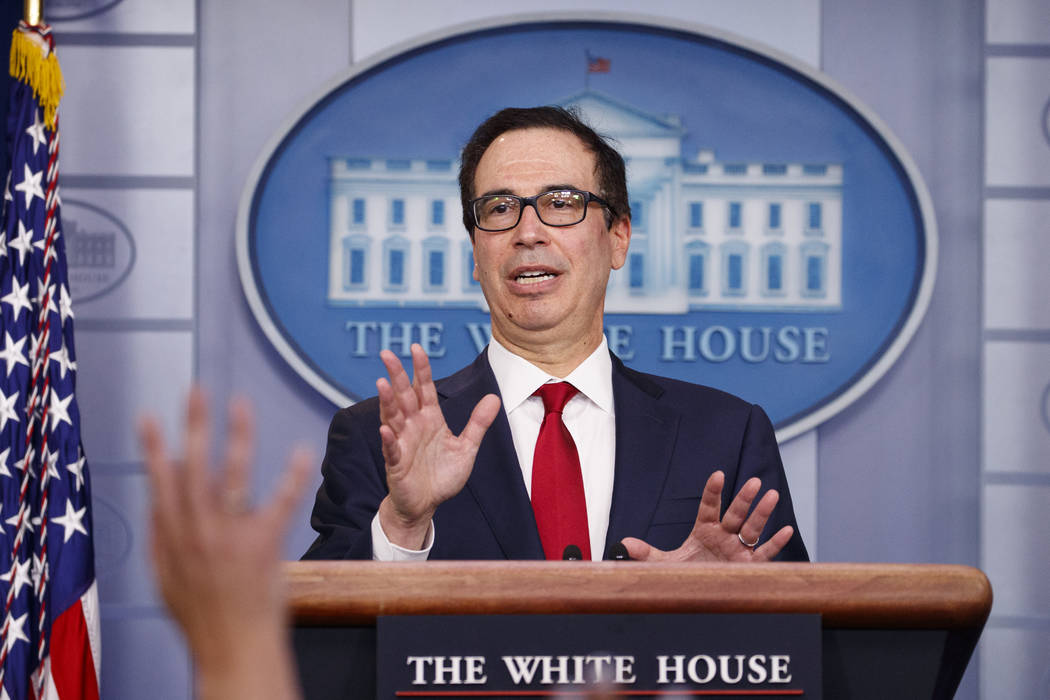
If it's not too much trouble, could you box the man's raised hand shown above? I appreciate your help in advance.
[376,343,501,549]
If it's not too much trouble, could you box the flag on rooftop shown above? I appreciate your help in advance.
[586,51,611,73]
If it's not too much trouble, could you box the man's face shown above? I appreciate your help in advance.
[470,128,630,353]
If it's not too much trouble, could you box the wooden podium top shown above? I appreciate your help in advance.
[285,561,991,630]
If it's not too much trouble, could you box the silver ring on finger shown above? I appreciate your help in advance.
[738,531,760,549]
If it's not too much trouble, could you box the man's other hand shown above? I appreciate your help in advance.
[621,470,794,562]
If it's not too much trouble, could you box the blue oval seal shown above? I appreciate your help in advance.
[237,14,937,441]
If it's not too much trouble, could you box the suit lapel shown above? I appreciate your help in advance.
[437,351,544,559]
[604,356,680,555]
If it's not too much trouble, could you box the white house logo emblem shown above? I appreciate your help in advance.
[63,199,136,303]
[328,91,843,317]
[238,16,936,440]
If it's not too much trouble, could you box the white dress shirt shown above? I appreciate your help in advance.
[371,337,617,560]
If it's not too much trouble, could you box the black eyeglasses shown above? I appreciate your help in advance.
[470,189,612,232]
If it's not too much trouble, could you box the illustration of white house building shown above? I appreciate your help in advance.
[327,90,842,313]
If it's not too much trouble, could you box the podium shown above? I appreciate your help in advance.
[287,561,991,699]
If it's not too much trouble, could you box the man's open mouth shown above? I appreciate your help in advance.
[515,271,557,284]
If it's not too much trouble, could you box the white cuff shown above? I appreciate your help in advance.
[370,512,434,561]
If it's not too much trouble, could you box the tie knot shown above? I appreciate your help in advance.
[534,382,579,414]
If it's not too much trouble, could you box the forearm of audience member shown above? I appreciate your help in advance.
[194,613,299,700]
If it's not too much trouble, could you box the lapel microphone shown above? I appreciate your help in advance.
[561,544,583,560]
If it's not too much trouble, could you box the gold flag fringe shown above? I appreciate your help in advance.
[10,27,64,131]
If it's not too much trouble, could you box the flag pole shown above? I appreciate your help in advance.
[24,0,43,26]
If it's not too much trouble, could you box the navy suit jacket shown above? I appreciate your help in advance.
[303,350,808,561]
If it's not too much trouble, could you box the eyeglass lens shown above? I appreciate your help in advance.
[475,190,588,230]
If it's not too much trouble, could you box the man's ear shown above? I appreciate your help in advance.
[608,216,632,270]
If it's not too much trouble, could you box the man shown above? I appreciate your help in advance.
[304,106,808,563]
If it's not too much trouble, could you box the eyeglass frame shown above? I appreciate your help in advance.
[469,189,614,232]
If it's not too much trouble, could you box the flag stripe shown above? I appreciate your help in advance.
[47,600,97,700]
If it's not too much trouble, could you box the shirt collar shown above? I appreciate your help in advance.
[487,335,614,415]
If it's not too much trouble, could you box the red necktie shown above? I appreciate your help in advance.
[531,382,591,560]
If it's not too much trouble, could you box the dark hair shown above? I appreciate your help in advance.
[458,105,631,238]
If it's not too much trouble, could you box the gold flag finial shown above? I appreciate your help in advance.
[24,0,43,27]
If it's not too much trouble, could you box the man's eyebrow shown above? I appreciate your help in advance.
[477,184,580,198]
[477,188,515,198]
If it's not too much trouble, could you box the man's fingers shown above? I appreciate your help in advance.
[738,488,779,547]
[378,425,403,467]
[410,344,440,408]
[719,477,761,534]
[620,537,663,562]
[377,378,406,434]
[695,470,725,524]
[754,525,793,561]
[381,349,419,416]
[459,394,501,447]
[222,397,255,503]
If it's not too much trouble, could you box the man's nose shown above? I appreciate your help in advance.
[512,203,549,246]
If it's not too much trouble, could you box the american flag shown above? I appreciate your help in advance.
[0,22,100,700]
[586,51,610,74]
